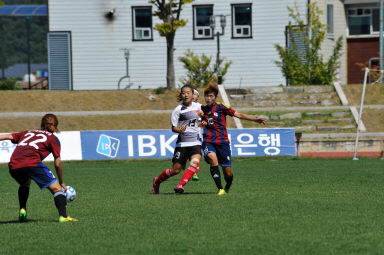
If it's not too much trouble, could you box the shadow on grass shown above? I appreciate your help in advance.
[0,219,57,224]
[150,191,216,195]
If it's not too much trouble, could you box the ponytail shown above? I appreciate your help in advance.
[41,114,59,133]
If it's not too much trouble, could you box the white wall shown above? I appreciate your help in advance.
[317,0,348,85]
[49,0,307,90]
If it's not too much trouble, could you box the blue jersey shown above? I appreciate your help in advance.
[202,102,235,145]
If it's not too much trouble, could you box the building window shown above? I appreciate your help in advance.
[193,5,213,39]
[327,4,334,35]
[232,4,252,38]
[347,7,379,35]
[132,7,152,41]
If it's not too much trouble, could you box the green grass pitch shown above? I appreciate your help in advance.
[1,157,384,254]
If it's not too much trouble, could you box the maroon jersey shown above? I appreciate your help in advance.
[202,102,236,145]
[9,130,61,170]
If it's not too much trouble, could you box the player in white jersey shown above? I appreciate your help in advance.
[152,85,202,194]
[191,89,202,181]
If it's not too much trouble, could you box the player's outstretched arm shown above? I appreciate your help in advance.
[233,112,266,125]
[0,134,13,141]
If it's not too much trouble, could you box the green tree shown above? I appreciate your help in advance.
[275,1,343,85]
[0,0,48,79]
[150,0,194,89]
[178,49,232,87]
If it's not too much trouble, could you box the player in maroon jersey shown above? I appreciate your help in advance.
[201,81,266,195]
[0,114,77,223]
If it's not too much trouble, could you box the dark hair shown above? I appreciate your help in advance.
[177,83,195,102]
[41,113,59,133]
[204,80,219,97]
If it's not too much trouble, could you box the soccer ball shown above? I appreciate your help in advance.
[65,186,76,202]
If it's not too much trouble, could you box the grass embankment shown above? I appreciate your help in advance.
[0,89,235,132]
[342,84,384,132]
[0,85,383,132]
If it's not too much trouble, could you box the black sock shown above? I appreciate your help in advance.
[18,185,30,210]
[210,165,223,189]
[54,192,67,217]
[224,174,233,190]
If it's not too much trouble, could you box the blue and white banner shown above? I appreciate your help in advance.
[0,129,295,163]
[80,128,296,160]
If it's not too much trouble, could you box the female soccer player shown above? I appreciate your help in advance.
[191,89,201,181]
[0,114,77,223]
[152,85,202,194]
[201,81,266,195]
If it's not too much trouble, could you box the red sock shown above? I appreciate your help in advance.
[157,169,172,184]
[179,164,199,186]
[195,162,200,175]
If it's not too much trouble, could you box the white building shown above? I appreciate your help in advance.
[47,0,308,90]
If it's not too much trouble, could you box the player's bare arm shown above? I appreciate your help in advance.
[0,134,13,141]
[233,112,266,125]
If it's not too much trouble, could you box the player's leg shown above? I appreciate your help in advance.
[31,164,77,222]
[153,148,184,194]
[203,142,224,192]
[173,147,190,193]
[9,167,30,221]
[218,143,233,193]
[177,149,201,188]
[222,166,233,193]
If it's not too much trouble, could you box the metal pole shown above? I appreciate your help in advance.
[26,17,31,89]
[380,0,383,83]
[353,68,369,160]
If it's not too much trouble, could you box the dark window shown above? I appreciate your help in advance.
[327,4,334,34]
[347,7,379,35]
[234,6,251,26]
[372,8,380,32]
[132,7,152,40]
[193,5,213,39]
[232,4,252,38]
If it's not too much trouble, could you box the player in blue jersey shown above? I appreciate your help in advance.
[152,84,202,194]
[201,81,266,195]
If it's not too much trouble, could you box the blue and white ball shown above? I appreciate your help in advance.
[65,186,76,202]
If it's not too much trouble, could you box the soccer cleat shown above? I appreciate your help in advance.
[174,185,185,194]
[224,187,230,193]
[217,189,227,196]
[152,177,160,194]
[192,173,200,181]
[19,208,27,222]
[59,216,78,223]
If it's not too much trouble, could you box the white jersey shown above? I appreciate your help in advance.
[171,102,202,147]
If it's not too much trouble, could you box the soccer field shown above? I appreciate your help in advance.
[1,157,384,255]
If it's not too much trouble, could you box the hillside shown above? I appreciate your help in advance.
[0,85,383,133]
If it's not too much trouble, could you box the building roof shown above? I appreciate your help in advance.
[0,5,47,16]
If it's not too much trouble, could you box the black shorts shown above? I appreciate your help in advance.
[172,145,202,168]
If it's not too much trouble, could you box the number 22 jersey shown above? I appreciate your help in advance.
[171,102,202,147]
[9,130,61,170]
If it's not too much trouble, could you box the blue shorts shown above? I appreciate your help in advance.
[202,141,232,167]
[9,163,57,190]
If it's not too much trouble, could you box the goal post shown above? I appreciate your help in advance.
[353,67,382,160]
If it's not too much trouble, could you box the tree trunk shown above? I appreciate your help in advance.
[166,35,175,89]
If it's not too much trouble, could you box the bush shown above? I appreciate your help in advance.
[0,78,21,90]
[178,49,232,87]
[153,87,166,94]
[274,2,343,85]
